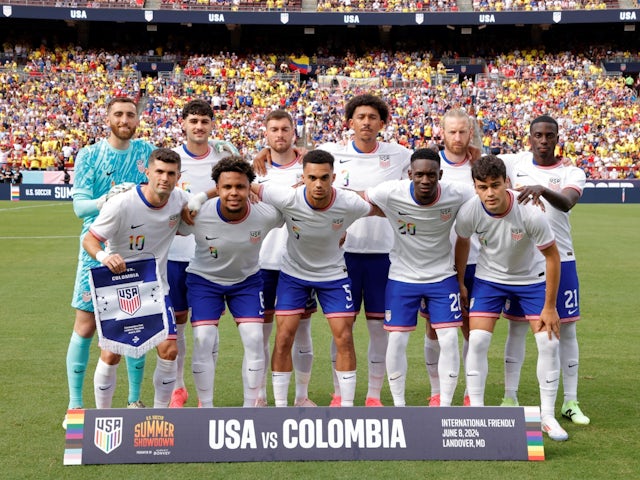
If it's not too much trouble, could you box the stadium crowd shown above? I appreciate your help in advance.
[1,44,639,180]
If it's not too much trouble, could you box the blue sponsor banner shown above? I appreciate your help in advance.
[1,7,639,26]
[1,183,74,201]
[64,406,544,464]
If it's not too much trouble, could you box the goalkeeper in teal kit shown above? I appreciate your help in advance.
[64,97,154,428]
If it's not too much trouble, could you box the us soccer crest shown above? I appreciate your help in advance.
[3,5,12,17]
[553,12,562,23]
[118,286,141,316]
[415,13,424,25]
[511,228,524,242]
[145,10,154,22]
[548,177,561,192]
[332,218,344,230]
[137,159,145,173]
[249,230,262,244]
[168,214,180,228]
[94,417,123,454]
[440,208,452,221]
[379,155,391,169]
[280,13,289,24]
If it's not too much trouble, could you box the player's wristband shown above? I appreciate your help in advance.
[96,250,108,264]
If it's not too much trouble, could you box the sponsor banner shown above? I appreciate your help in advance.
[64,406,543,464]
[10,184,74,201]
[3,7,640,26]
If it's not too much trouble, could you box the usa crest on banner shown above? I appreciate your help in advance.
[89,257,168,358]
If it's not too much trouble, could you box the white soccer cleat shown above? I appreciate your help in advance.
[542,416,569,441]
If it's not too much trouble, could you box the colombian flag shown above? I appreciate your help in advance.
[288,55,311,75]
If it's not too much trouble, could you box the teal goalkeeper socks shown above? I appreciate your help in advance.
[125,355,146,403]
[66,331,93,409]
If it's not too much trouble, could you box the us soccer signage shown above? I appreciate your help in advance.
[64,406,544,464]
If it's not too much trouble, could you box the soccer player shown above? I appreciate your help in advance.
[455,155,568,441]
[318,94,411,407]
[422,108,484,407]
[366,148,474,407]
[82,148,189,408]
[181,156,283,408]
[499,115,590,425]
[256,110,317,407]
[66,97,153,426]
[255,149,376,407]
[167,99,239,408]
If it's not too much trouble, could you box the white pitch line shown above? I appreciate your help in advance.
[0,202,69,212]
[0,235,77,240]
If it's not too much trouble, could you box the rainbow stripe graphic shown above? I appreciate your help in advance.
[524,406,545,461]
[63,409,85,465]
[10,185,19,201]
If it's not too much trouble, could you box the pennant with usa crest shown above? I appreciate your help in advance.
[89,257,168,358]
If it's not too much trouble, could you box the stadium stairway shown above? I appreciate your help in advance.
[301,0,317,11]
[457,0,473,12]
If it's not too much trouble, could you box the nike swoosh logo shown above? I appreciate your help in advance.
[343,374,356,380]
[135,365,145,370]
[449,373,458,378]
[339,159,352,164]
[162,380,175,385]
[291,217,303,222]
[259,310,265,315]
[568,309,578,315]
[131,224,144,229]
[389,374,401,381]
[346,303,353,309]
[568,363,578,368]
[257,179,270,184]
[98,386,111,390]
[205,236,218,240]
[545,379,559,384]
[467,373,478,377]
[454,313,462,320]
[516,173,528,177]
[398,211,410,215]
[248,368,263,372]
[106,171,115,176]
[193,370,205,374]
[73,369,85,374]
[298,350,312,354]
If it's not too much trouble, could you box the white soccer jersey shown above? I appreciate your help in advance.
[89,186,190,292]
[439,150,480,265]
[367,180,475,283]
[168,145,229,262]
[181,199,283,286]
[260,184,373,282]
[318,141,411,254]
[455,190,556,285]
[502,152,585,262]
[256,157,304,271]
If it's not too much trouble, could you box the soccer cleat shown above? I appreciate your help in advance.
[329,393,342,407]
[127,400,146,408]
[169,387,189,408]
[561,400,590,425]
[541,416,569,441]
[294,397,317,407]
[463,395,471,407]
[255,398,268,407]
[500,397,520,407]
[365,397,384,407]
[428,394,440,407]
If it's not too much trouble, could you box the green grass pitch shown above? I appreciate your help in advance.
[0,201,638,479]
